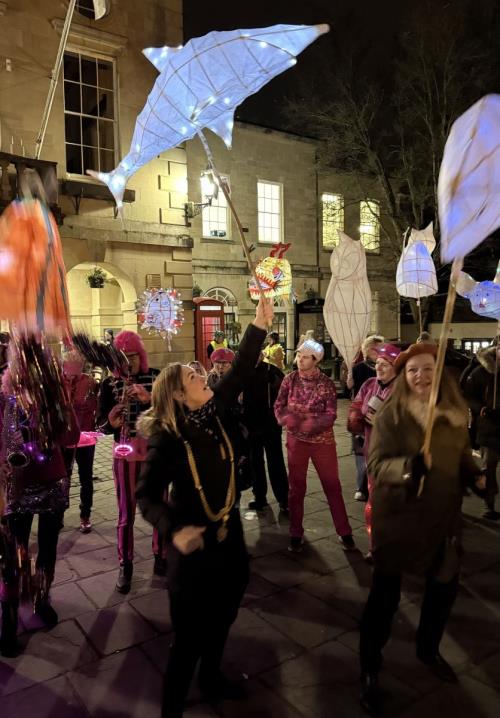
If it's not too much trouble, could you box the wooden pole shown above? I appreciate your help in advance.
[197,130,264,295]
[419,257,463,496]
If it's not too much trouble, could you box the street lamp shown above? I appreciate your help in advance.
[183,169,218,225]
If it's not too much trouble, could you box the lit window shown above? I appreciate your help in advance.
[258,180,282,244]
[359,200,380,252]
[63,51,116,176]
[322,193,344,248]
[202,176,229,238]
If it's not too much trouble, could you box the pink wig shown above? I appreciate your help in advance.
[114,331,148,373]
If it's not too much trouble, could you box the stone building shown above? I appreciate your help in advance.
[0,0,193,367]
[187,122,400,361]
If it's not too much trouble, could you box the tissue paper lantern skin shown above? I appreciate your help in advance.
[136,288,184,340]
[396,224,438,299]
[87,24,329,207]
[439,94,500,262]
[323,231,372,366]
[456,262,500,320]
[249,243,292,300]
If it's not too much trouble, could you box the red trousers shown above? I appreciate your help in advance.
[286,435,352,539]
[113,457,167,563]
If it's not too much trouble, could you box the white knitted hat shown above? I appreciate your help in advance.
[296,338,324,362]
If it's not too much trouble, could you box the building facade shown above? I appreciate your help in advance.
[0,0,194,367]
[187,122,400,362]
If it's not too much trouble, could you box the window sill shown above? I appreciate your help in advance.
[201,237,235,243]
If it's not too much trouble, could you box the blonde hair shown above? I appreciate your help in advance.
[137,363,186,438]
[361,334,384,357]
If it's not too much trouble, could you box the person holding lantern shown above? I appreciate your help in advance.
[359,343,487,714]
[97,330,165,593]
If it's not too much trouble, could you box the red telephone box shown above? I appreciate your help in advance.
[193,297,225,370]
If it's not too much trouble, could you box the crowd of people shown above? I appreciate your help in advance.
[0,308,498,717]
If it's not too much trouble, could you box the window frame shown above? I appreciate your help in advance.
[321,192,344,249]
[63,46,118,179]
[201,174,231,240]
[257,179,283,245]
[359,198,381,254]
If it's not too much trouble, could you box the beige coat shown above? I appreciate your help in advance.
[367,397,480,577]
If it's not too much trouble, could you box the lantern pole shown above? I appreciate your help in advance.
[420,257,463,495]
[197,130,264,297]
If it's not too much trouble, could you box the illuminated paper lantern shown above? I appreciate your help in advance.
[456,262,500,320]
[439,94,500,262]
[323,231,372,366]
[249,243,292,300]
[137,288,184,348]
[88,24,329,207]
[396,223,438,299]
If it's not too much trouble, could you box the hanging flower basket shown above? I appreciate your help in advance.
[87,267,107,289]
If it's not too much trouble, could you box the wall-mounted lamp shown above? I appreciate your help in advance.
[184,169,218,225]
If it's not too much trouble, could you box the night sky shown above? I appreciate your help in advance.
[183,0,422,129]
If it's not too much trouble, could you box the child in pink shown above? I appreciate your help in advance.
[274,337,353,552]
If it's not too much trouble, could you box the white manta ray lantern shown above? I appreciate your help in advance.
[323,231,372,366]
[456,262,500,321]
[88,24,329,207]
[396,223,438,300]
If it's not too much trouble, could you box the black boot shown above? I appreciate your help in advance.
[116,561,133,594]
[35,597,59,629]
[360,673,381,715]
[153,555,167,577]
[0,600,19,657]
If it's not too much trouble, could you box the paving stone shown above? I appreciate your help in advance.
[244,526,291,558]
[250,587,356,648]
[217,677,305,718]
[130,589,171,633]
[300,562,374,620]
[250,552,320,589]
[139,633,172,673]
[223,607,302,677]
[0,620,97,697]
[242,572,283,604]
[287,535,366,576]
[0,676,90,718]
[49,581,97,621]
[52,558,79,586]
[470,650,500,691]
[66,543,120,578]
[68,647,162,717]
[57,528,111,558]
[77,558,160,609]
[76,603,157,655]
[397,675,500,718]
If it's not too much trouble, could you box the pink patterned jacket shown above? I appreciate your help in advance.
[348,377,395,456]
[274,368,337,444]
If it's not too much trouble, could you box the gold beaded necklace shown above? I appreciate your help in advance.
[183,415,235,542]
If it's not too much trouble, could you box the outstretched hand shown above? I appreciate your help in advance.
[253,296,274,330]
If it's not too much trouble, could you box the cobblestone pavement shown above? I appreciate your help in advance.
[1,401,499,717]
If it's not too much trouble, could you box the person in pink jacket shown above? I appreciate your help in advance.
[347,343,401,555]
[274,337,354,552]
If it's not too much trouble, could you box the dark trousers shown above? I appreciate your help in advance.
[359,570,459,674]
[62,445,95,518]
[481,447,500,511]
[5,511,64,591]
[162,527,249,718]
[250,427,289,507]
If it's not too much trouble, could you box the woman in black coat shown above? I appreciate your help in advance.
[136,298,272,718]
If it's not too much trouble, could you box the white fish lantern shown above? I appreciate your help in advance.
[88,24,329,207]
[137,288,184,348]
[396,224,438,300]
[456,262,500,321]
[323,231,372,366]
[439,94,500,263]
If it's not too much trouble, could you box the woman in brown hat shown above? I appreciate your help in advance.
[359,343,486,714]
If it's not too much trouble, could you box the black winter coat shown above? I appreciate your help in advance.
[135,324,266,545]
[242,361,284,434]
[464,347,500,452]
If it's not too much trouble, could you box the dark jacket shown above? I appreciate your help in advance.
[463,347,500,452]
[136,324,265,544]
[368,396,480,577]
[352,361,376,397]
[242,361,284,434]
[97,368,159,441]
